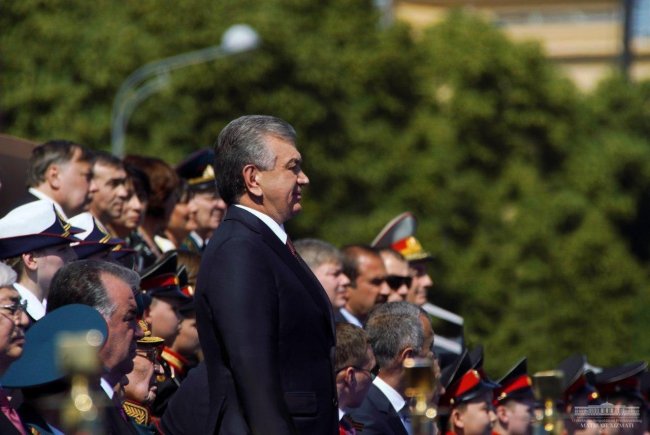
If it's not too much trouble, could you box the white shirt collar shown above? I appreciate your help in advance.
[339,307,363,327]
[100,377,114,399]
[373,376,406,414]
[13,282,46,321]
[339,408,346,421]
[28,188,68,220]
[189,231,206,248]
[234,205,287,243]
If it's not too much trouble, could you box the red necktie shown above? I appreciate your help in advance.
[286,237,299,259]
[0,390,26,435]
[339,415,356,435]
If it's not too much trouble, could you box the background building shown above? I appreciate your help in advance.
[392,0,650,90]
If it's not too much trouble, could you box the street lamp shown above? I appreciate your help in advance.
[110,24,260,157]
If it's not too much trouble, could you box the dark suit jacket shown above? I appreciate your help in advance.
[333,308,348,324]
[195,206,338,435]
[161,361,210,435]
[348,384,408,435]
[0,412,25,435]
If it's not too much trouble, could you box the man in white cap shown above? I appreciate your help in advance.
[0,200,78,322]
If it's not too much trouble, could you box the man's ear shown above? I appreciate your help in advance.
[22,252,39,272]
[398,347,414,364]
[45,164,62,190]
[452,407,465,429]
[242,164,263,197]
[496,405,509,425]
[335,367,355,387]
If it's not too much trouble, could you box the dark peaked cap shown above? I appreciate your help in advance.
[595,361,647,402]
[175,148,216,192]
[494,358,535,405]
[139,251,189,301]
[556,354,600,406]
[439,349,499,408]
[371,211,432,262]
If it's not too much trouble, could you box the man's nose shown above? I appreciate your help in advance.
[298,170,309,185]
[116,184,129,199]
[88,179,99,194]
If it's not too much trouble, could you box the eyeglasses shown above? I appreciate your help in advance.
[386,275,413,290]
[336,365,379,380]
[0,300,27,320]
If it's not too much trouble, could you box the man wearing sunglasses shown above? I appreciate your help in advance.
[378,249,412,303]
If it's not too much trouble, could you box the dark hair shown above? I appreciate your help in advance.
[47,260,140,317]
[123,155,179,218]
[93,150,124,170]
[335,323,372,372]
[213,115,296,205]
[26,140,94,187]
[341,245,381,286]
[124,163,151,203]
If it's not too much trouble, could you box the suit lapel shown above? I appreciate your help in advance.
[225,207,335,338]
[368,385,409,435]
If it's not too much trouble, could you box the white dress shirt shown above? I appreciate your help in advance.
[13,282,46,321]
[234,205,288,243]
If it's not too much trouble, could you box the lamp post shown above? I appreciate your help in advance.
[110,24,260,157]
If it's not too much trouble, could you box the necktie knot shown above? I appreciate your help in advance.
[0,390,26,435]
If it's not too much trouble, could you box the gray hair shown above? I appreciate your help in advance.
[370,301,420,319]
[26,140,93,187]
[294,238,343,271]
[213,115,297,205]
[0,262,17,287]
[47,259,140,318]
[365,307,424,369]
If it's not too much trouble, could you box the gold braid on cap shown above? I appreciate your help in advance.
[188,164,215,186]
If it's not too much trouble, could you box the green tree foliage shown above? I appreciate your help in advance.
[2,1,650,374]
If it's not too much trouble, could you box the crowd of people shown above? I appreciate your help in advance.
[0,115,647,435]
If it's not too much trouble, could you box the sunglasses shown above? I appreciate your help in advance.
[386,275,413,290]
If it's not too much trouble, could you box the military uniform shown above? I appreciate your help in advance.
[175,148,221,252]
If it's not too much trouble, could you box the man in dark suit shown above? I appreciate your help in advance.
[195,115,338,435]
[349,302,430,435]
[47,260,145,435]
